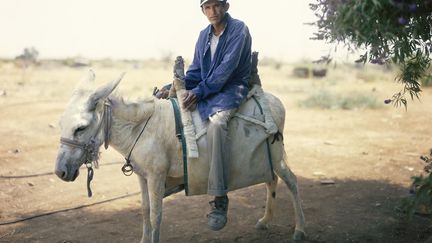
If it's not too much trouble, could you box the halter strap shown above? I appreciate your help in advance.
[103,100,112,149]
[60,137,86,149]
[59,100,113,197]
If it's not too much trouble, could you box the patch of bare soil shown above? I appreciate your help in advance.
[1,66,431,243]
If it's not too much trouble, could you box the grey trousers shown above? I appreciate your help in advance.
[207,109,236,196]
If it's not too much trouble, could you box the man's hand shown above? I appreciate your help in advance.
[182,90,199,111]
[153,85,170,99]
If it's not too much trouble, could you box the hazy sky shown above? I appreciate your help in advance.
[0,0,339,62]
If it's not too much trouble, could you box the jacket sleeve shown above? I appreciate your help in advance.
[191,26,250,100]
[185,36,202,90]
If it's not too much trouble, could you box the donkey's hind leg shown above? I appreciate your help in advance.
[256,176,279,230]
[273,151,306,241]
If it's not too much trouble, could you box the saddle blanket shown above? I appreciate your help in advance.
[185,86,281,196]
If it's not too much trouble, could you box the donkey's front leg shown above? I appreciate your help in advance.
[147,173,166,243]
[137,175,151,243]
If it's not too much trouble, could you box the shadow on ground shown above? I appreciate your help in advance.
[1,177,431,243]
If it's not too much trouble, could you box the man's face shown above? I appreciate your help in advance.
[202,1,229,26]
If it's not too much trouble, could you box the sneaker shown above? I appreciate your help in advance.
[207,196,229,231]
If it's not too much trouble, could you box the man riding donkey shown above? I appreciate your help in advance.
[156,0,254,231]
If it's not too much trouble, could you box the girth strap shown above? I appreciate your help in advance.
[170,98,189,195]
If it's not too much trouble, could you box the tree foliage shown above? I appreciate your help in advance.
[401,150,432,218]
[310,0,432,107]
[310,0,432,220]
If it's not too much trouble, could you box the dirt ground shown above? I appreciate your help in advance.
[0,62,431,243]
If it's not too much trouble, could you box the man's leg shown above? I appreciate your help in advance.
[206,109,235,231]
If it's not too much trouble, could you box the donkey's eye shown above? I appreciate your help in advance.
[74,126,87,136]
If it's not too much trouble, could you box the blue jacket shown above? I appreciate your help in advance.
[185,13,252,120]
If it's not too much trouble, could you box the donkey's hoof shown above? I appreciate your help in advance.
[292,229,306,241]
[255,220,269,230]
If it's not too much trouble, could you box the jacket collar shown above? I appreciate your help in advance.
[205,13,232,37]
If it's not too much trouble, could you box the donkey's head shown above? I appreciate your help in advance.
[55,70,123,181]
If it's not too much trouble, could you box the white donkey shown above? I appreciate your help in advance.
[54,70,305,242]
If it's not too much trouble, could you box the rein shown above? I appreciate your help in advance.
[122,113,153,176]
[60,100,112,197]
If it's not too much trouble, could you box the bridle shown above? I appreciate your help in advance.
[59,98,154,197]
[59,100,113,197]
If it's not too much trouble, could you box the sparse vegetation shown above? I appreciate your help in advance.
[299,90,382,110]
[15,47,39,68]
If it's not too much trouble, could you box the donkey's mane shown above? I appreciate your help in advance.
[109,94,155,123]
[104,94,156,153]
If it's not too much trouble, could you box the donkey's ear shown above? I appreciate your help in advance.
[88,72,125,110]
[86,69,96,83]
[76,69,96,91]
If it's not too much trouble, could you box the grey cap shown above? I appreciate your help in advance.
[200,0,227,6]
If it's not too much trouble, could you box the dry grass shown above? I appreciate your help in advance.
[1,58,432,243]
[0,59,405,112]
